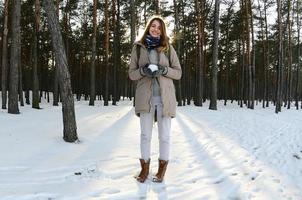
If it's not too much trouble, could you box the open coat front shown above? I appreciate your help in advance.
[128,42,182,118]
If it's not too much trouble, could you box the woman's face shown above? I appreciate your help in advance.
[149,20,161,38]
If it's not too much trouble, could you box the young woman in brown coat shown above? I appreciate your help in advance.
[129,16,182,183]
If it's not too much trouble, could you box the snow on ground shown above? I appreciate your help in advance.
[1,97,302,200]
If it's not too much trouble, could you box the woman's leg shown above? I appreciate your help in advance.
[140,109,154,161]
[156,104,171,161]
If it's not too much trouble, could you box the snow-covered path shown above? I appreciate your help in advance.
[1,100,302,200]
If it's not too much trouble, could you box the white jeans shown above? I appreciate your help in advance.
[140,97,171,161]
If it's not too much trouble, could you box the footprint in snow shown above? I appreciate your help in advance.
[212,151,221,157]
[248,172,259,181]
[103,188,120,194]
[213,177,225,184]
[231,172,238,176]
[273,178,281,183]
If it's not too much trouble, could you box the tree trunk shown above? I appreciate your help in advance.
[43,0,78,142]
[155,0,160,14]
[112,0,117,105]
[243,0,252,108]
[130,0,136,44]
[53,3,60,106]
[264,0,270,107]
[240,0,245,107]
[295,0,300,109]
[104,0,109,106]
[258,0,266,108]
[8,0,21,114]
[112,0,121,105]
[194,0,204,106]
[275,0,283,113]
[224,1,234,106]
[209,0,220,110]
[32,0,41,109]
[173,0,182,106]
[89,0,97,106]
[249,0,255,109]
[286,0,292,109]
[1,0,9,109]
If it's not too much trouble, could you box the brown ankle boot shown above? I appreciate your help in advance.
[135,159,150,183]
[153,159,168,183]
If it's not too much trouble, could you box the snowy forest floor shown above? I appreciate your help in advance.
[1,98,302,200]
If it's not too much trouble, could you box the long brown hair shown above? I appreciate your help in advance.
[139,16,170,52]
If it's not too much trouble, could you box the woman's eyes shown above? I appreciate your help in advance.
[151,25,161,30]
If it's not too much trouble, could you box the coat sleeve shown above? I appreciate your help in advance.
[128,45,144,81]
[164,45,182,80]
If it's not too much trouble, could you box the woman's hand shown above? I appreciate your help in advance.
[152,65,168,77]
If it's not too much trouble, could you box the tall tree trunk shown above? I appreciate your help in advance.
[286,0,292,109]
[130,0,136,44]
[32,0,41,109]
[112,0,120,105]
[244,0,252,108]
[89,0,97,106]
[295,0,300,109]
[104,0,109,106]
[224,1,234,106]
[249,0,255,109]
[130,0,136,104]
[264,0,270,107]
[43,0,78,142]
[240,0,245,107]
[8,0,21,114]
[1,0,9,109]
[112,0,116,105]
[276,0,283,113]
[155,0,160,14]
[53,1,60,106]
[258,0,266,108]
[173,0,182,106]
[194,0,204,106]
[209,0,220,110]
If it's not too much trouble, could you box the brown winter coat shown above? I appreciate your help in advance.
[128,41,182,118]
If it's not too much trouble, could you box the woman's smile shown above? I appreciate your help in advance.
[149,20,161,38]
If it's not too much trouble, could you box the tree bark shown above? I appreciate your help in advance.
[275,0,283,113]
[155,0,160,14]
[104,0,109,106]
[224,1,234,106]
[173,0,182,106]
[89,0,97,106]
[32,0,41,109]
[295,0,300,109]
[8,0,21,114]
[286,0,292,109]
[43,0,78,142]
[1,0,9,109]
[194,0,204,106]
[130,0,136,44]
[209,0,220,110]
[264,0,270,107]
[248,0,255,109]
[112,0,121,105]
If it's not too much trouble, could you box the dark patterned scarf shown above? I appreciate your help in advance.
[145,34,161,50]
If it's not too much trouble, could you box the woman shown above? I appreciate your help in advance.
[129,16,182,183]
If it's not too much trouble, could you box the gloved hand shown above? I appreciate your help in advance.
[140,64,153,77]
[140,64,159,78]
[152,65,168,77]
